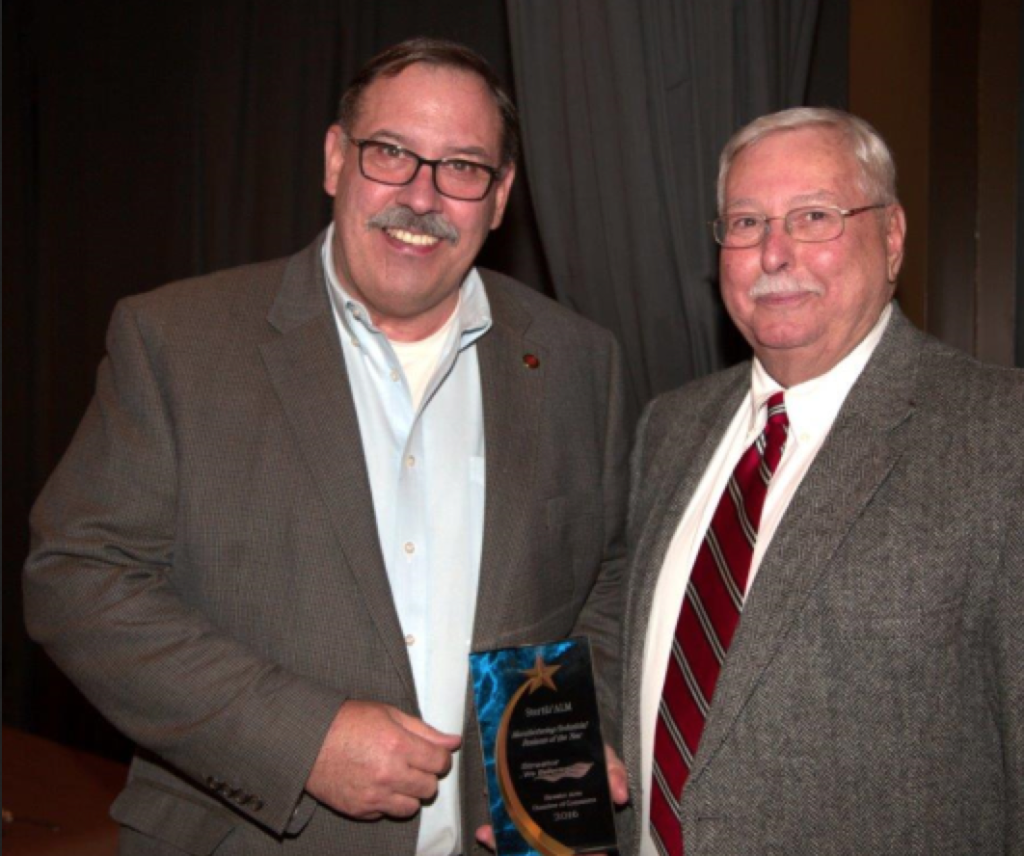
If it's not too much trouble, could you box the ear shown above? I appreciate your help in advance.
[324,124,347,197]
[885,204,907,283]
[488,162,516,230]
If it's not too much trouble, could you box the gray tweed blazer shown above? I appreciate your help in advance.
[618,305,1023,856]
[24,234,629,856]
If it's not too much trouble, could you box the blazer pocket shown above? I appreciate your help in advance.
[826,599,962,641]
[111,777,237,855]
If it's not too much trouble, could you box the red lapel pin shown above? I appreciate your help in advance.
[522,353,540,370]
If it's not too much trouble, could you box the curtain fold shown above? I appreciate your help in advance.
[507,0,821,410]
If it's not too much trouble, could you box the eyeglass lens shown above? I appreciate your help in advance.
[718,206,846,247]
[360,142,494,200]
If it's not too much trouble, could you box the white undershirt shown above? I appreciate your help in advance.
[391,304,461,410]
[637,304,893,856]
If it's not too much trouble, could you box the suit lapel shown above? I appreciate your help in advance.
[621,369,748,785]
[259,237,416,701]
[624,371,748,678]
[470,274,545,651]
[690,307,923,784]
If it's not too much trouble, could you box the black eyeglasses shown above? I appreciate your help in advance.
[712,203,889,248]
[348,137,503,202]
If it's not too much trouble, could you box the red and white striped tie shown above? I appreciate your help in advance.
[650,392,789,856]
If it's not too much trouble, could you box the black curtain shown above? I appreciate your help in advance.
[507,0,821,411]
[5,0,827,758]
[2,0,539,758]
[1018,0,1024,370]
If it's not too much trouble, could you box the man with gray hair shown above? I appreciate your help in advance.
[619,107,1023,856]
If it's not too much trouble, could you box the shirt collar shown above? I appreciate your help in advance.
[320,223,492,349]
[747,302,893,439]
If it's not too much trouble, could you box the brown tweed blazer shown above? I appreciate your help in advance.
[24,234,629,855]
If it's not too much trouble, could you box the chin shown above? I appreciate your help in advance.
[750,325,819,353]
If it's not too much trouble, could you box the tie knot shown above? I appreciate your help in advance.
[765,391,788,428]
[760,392,789,477]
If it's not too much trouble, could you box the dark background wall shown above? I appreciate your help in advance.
[849,0,1021,363]
[3,0,548,760]
[3,0,1020,762]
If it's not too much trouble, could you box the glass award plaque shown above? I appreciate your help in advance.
[469,637,618,856]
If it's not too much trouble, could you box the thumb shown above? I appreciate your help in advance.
[397,710,463,750]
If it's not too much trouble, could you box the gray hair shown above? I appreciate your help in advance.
[717,107,898,212]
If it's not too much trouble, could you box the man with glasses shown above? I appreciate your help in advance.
[618,107,1023,856]
[24,38,628,856]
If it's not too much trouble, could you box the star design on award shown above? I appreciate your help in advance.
[521,655,561,694]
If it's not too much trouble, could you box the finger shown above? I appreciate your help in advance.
[390,716,457,777]
[401,734,455,778]
[394,767,443,803]
[475,824,497,851]
[604,744,629,805]
[381,793,422,819]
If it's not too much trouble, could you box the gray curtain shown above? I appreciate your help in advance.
[507,0,821,412]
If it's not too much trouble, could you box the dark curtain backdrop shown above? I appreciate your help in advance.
[2,0,545,758]
[1019,2,1024,369]
[4,0,830,759]
[507,0,821,410]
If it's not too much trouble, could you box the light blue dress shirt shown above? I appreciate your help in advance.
[321,228,491,856]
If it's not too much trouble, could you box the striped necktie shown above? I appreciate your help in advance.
[650,392,789,856]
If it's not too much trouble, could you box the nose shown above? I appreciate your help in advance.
[759,216,795,274]
[395,162,443,214]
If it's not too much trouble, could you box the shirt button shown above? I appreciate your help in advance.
[404,542,415,555]
[390,370,400,382]
[405,634,416,646]
[352,308,362,319]
[406,455,416,468]
[800,432,811,443]
[350,337,360,348]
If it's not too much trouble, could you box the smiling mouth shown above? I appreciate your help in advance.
[384,227,441,247]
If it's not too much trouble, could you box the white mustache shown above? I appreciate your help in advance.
[749,275,823,300]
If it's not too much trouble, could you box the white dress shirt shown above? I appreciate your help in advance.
[638,304,893,856]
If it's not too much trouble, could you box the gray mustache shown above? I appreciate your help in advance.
[749,274,824,299]
[367,207,460,245]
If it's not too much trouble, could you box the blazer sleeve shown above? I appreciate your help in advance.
[23,299,346,836]
[570,334,630,747]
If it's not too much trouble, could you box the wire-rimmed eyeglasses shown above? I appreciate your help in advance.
[348,137,504,202]
[711,203,889,248]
